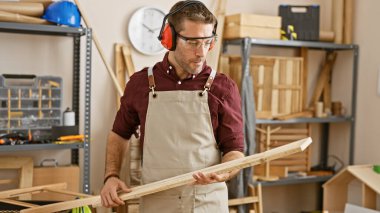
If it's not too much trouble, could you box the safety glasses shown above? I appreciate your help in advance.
[177,33,216,50]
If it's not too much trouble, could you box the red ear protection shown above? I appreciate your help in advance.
[157,0,217,51]
[160,23,216,51]
[161,23,177,51]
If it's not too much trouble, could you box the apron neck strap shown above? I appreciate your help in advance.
[148,67,156,97]
[147,67,217,96]
[203,69,217,91]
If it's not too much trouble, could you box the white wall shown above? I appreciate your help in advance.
[1,0,379,212]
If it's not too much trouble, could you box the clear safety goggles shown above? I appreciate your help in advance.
[177,33,216,50]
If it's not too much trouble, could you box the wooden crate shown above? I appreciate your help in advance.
[220,55,304,119]
[224,13,281,39]
[32,165,80,201]
[256,124,311,172]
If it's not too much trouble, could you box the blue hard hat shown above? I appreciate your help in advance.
[42,0,81,27]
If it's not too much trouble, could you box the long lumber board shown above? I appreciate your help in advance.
[0,183,67,199]
[21,137,312,213]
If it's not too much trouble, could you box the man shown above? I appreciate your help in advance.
[100,1,244,212]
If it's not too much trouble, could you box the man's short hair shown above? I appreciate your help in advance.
[168,1,217,33]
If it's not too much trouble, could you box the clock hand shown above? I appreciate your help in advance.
[142,23,154,33]
[152,27,162,32]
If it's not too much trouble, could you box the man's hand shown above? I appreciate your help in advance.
[192,151,244,185]
[100,177,131,208]
[192,172,230,185]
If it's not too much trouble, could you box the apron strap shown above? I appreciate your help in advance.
[200,69,217,96]
[148,67,217,97]
[147,67,157,97]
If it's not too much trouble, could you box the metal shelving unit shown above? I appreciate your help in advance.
[223,38,359,186]
[0,22,92,194]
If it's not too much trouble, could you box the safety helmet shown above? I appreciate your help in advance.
[42,0,81,27]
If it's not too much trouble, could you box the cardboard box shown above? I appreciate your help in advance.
[224,13,281,39]
[32,165,80,201]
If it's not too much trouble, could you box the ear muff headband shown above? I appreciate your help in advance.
[158,0,217,51]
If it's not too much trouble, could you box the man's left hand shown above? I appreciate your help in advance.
[192,172,229,185]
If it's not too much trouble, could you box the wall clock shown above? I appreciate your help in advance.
[128,6,166,55]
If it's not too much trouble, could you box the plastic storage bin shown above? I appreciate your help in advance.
[0,74,62,141]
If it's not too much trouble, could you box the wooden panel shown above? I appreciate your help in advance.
[226,55,304,118]
[32,166,79,201]
[224,25,280,39]
[225,13,281,28]
[362,184,376,209]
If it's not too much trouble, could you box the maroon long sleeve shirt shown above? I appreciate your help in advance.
[112,53,244,154]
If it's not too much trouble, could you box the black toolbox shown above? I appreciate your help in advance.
[279,4,320,41]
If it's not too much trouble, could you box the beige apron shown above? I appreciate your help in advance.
[140,67,228,213]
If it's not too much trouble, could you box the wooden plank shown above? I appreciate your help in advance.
[21,138,312,212]
[121,44,135,78]
[262,62,273,112]
[257,64,264,112]
[300,47,308,110]
[323,76,332,111]
[275,128,309,134]
[310,52,337,107]
[263,135,308,141]
[206,0,226,70]
[272,59,280,116]
[278,59,287,114]
[0,179,17,185]
[343,0,354,44]
[0,183,67,199]
[228,196,259,206]
[285,59,293,114]
[0,198,39,208]
[274,111,313,120]
[291,60,299,112]
[115,43,125,108]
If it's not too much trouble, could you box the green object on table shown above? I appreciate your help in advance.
[373,165,380,174]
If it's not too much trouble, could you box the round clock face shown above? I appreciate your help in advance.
[128,7,166,55]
